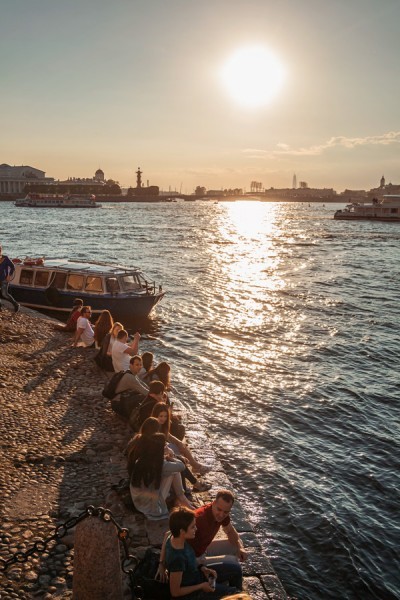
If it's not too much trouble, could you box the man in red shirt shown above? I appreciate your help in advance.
[158,489,246,589]
[54,298,83,332]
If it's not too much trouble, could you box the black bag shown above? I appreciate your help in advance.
[102,370,129,399]
[115,391,146,421]
[130,548,170,600]
[129,397,155,431]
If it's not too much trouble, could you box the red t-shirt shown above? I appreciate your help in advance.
[65,308,81,332]
[188,503,230,557]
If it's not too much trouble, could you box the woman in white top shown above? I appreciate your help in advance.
[94,321,123,371]
[107,322,123,354]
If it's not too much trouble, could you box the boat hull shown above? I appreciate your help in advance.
[334,213,400,221]
[8,285,165,321]
[15,204,101,208]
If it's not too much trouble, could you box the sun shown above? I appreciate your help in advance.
[220,45,286,108]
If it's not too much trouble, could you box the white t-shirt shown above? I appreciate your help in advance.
[76,316,94,347]
[107,334,118,355]
[112,340,131,372]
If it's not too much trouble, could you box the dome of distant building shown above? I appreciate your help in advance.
[95,169,105,182]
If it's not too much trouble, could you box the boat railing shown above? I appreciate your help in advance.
[66,259,142,274]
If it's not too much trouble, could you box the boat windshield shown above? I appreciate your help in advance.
[120,273,144,291]
[106,277,121,293]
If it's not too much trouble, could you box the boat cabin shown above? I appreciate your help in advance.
[13,259,155,296]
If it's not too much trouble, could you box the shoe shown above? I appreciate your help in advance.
[196,464,211,475]
[192,480,212,493]
[14,304,20,313]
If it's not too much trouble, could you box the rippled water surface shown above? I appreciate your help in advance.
[1,201,399,599]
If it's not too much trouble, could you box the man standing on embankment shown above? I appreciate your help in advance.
[0,244,20,313]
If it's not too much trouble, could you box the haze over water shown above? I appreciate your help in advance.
[1,201,399,599]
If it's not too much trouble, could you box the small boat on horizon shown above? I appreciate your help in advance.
[334,195,400,221]
[15,193,101,208]
[9,258,165,322]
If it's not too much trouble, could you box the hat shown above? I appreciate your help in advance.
[73,298,83,306]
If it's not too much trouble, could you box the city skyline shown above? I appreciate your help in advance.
[2,0,400,192]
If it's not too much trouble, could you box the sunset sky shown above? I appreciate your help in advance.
[2,0,400,193]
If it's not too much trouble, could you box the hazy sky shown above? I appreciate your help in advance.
[2,0,400,192]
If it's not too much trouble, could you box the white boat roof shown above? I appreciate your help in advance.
[22,259,143,275]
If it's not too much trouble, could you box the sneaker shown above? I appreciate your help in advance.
[192,480,212,493]
[14,304,20,313]
[196,464,212,475]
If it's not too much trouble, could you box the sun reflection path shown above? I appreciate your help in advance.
[212,202,287,329]
[197,201,317,421]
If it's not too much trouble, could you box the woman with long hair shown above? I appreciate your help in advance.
[129,431,194,520]
[138,351,154,380]
[152,403,211,481]
[94,310,114,348]
[94,320,123,371]
[145,361,171,389]
[126,417,160,476]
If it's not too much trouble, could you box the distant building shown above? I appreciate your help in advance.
[264,186,337,200]
[380,175,385,188]
[299,181,308,189]
[292,174,297,189]
[0,164,54,194]
[60,168,107,186]
[206,189,225,197]
[250,181,263,193]
[195,186,206,197]
[339,189,368,200]
[126,167,159,197]
[95,168,105,182]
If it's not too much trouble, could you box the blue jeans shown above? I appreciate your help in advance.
[0,281,19,309]
[202,539,243,590]
[181,583,237,599]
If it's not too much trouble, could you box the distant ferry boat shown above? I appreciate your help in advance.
[9,258,165,321]
[15,193,101,208]
[334,195,400,221]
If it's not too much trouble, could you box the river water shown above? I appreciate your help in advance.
[1,200,399,599]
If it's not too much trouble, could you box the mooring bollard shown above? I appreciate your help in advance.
[72,515,123,600]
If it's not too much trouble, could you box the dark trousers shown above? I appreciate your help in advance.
[0,282,18,309]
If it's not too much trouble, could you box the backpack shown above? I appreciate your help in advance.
[129,397,155,431]
[130,547,170,600]
[102,370,129,399]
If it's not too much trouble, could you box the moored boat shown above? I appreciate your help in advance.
[15,193,101,208]
[9,258,165,321]
[334,195,400,221]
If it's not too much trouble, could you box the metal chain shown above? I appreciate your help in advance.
[0,505,143,599]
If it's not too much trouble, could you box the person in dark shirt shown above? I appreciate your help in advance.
[54,298,83,332]
[0,245,19,313]
[158,490,245,590]
[165,507,236,599]
[137,380,169,427]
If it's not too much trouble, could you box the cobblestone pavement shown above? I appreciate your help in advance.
[0,309,135,598]
[0,308,287,600]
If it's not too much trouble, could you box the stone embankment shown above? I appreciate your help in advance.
[0,307,288,599]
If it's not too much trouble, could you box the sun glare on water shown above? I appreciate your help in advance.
[220,45,286,108]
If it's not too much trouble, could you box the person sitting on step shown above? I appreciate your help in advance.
[55,298,83,332]
[129,432,194,521]
[111,328,141,372]
[164,507,238,598]
[152,402,211,478]
[73,305,95,347]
